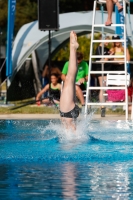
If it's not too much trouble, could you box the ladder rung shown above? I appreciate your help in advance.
[93,61,131,64]
[88,87,127,89]
[96,0,130,5]
[87,102,127,106]
[94,60,125,63]
[92,39,125,43]
[85,0,130,120]
[89,71,127,74]
[91,55,125,58]
[93,24,125,27]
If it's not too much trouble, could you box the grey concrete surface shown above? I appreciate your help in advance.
[0,114,128,120]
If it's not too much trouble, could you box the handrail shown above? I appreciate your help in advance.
[85,0,131,120]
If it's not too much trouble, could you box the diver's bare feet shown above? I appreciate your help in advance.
[70,31,79,50]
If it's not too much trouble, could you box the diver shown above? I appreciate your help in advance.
[59,31,80,131]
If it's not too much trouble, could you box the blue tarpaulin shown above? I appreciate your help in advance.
[115,3,124,37]
[115,2,130,73]
[6,0,16,77]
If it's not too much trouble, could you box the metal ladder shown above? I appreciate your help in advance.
[85,0,130,120]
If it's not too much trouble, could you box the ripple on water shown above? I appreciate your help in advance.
[0,116,133,163]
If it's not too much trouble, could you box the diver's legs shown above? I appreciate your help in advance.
[60,31,79,112]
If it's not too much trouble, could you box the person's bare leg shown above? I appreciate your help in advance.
[60,31,79,113]
[105,0,114,26]
[98,76,107,117]
[98,76,106,102]
[60,31,79,130]
[42,99,50,104]
[112,0,123,12]
[75,85,85,105]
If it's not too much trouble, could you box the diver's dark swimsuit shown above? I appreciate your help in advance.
[59,104,79,119]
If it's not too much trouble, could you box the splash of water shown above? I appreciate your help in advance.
[42,110,95,143]
[41,107,133,144]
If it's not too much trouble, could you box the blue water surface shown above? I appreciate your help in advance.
[0,118,133,199]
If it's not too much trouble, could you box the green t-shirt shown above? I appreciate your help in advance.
[62,61,89,83]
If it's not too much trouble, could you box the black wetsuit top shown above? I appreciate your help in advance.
[49,85,60,100]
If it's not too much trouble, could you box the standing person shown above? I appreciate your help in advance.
[105,0,123,26]
[95,35,112,117]
[36,73,61,106]
[60,31,80,131]
[61,52,89,109]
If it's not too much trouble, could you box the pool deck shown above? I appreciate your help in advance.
[0,114,130,120]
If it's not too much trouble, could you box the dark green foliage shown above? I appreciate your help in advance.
[1,0,133,60]
[59,0,94,13]
[0,0,37,44]
[52,34,102,61]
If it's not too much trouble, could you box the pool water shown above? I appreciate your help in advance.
[0,118,133,199]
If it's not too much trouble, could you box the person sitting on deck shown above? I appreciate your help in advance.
[41,62,62,97]
[36,73,61,106]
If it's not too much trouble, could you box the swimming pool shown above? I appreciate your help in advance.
[0,118,133,199]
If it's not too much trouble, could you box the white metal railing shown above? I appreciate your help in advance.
[97,0,130,5]
[85,0,132,120]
